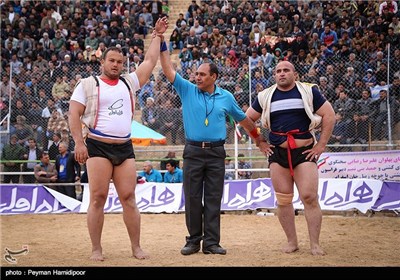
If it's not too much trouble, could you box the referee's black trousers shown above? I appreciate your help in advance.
[182,144,226,248]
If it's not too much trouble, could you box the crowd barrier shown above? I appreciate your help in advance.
[1,178,399,215]
[1,150,399,215]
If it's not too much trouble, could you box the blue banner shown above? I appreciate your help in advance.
[372,181,400,211]
[1,179,399,215]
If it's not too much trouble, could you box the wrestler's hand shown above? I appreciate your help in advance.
[154,16,168,35]
[74,142,89,164]
[259,142,274,157]
[304,143,325,161]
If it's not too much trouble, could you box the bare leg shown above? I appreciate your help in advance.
[304,202,325,255]
[113,158,149,259]
[125,207,149,259]
[277,203,299,253]
[86,157,113,261]
[270,163,299,253]
[294,162,326,256]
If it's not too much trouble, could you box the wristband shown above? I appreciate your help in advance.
[250,127,260,139]
[160,41,167,52]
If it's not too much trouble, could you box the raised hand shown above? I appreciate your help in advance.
[154,16,168,35]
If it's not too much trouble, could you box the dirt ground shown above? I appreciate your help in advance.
[1,212,400,268]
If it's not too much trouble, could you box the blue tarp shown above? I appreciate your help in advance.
[130,120,166,145]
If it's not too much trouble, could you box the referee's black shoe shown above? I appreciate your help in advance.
[202,245,227,255]
[180,243,200,255]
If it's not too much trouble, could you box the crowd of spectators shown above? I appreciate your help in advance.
[0,0,170,152]
[1,0,400,159]
[163,0,400,146]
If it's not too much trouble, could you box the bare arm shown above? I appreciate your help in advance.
[315,101,336,149]
[304,100,336,160]
[237,116,262,145]
[135,17,168,87]
[245,107,262,126]
[244,106,275,156]
[159,40,176,84]
[241,107,265,146]
[68,100,87,164]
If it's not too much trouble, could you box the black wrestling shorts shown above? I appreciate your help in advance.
[268,143,317,168]
[86,137,135,166]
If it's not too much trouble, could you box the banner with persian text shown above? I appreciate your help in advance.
[1,179,399,215]
[317,150,400,181]
[0,184,80,214]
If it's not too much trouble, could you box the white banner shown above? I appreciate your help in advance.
[3,179,399,215]
[318,150,400,181]
[79,179,387,214]
[293,179,383,213]
[80,182,183,213]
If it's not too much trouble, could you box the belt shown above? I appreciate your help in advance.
[87,134,129,145]
[186,140,225,148]
[271,129,310,177]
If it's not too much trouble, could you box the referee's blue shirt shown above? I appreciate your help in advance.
[173,73,246,142]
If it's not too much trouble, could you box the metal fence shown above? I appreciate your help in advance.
[3,48,399,147]
[1,43,400,183]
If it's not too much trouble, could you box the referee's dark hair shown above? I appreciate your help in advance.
[208,63,219,79]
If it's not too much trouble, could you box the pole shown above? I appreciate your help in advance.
[368,121,372,151]
[234,121,238,180]
[247,56,253,170]
[386,43,393,145]
[8,65,13,132]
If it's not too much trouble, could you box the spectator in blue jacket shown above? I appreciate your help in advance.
[138,161,163,182]
[163,159,183,183]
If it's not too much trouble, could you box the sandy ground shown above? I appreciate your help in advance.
[1,212,400,269]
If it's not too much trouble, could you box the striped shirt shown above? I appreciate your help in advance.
[252,85,326,145]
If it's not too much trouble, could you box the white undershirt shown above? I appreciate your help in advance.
[71,73,140,139]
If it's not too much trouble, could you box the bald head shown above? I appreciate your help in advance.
[276,61,296,72]
[274,61,297,90]
[143,161,154,174]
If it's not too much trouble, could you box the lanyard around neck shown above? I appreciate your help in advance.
[203,93,215,127]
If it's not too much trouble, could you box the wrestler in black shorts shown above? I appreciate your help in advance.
[86,137,135,166]
[268,143,317,168]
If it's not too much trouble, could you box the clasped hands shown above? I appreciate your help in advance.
[152,16,169,39]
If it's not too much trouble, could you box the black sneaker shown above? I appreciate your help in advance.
[180,243,200,255]
[202,245,227,255]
